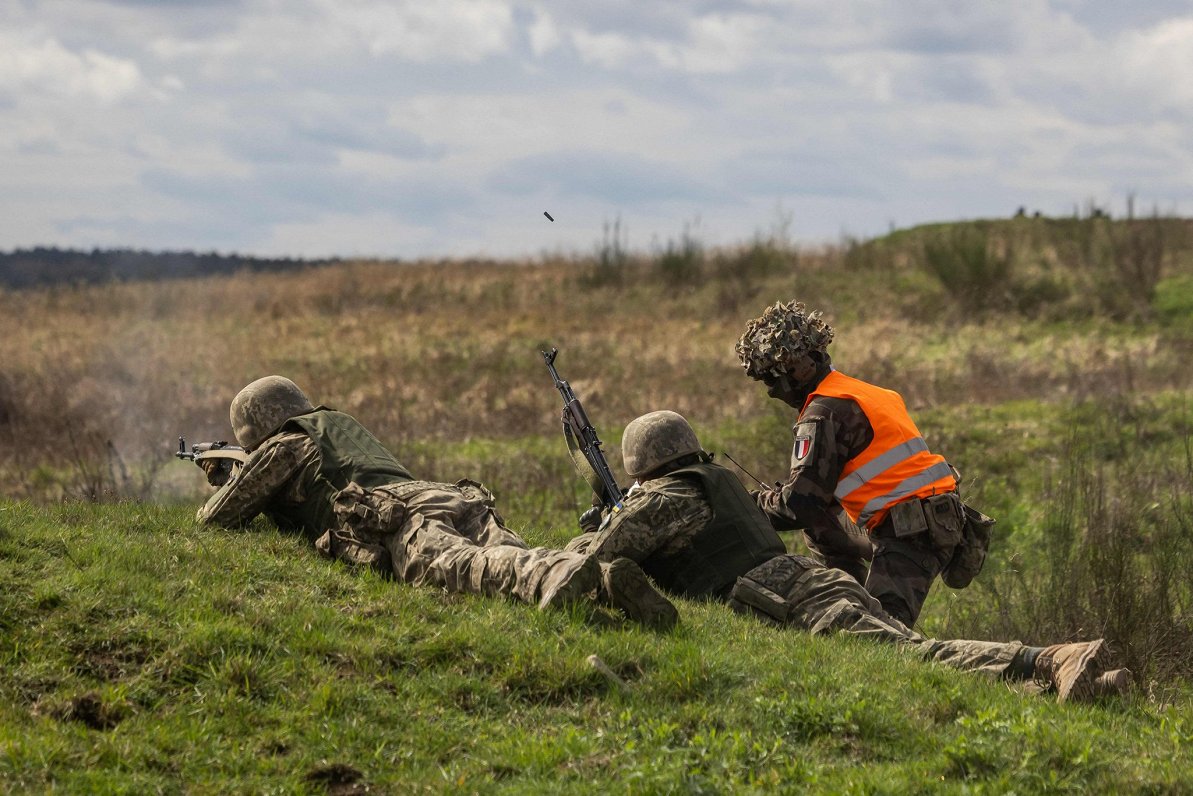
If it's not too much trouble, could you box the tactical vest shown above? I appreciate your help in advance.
[647,462,786,599]
[274,409,414,539]
[803,370,956,530]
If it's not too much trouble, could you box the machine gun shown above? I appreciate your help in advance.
[542,347,623,514]
[175,436,248,486]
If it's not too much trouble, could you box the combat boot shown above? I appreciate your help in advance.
[1033,639,1109,703]
[538,555,601,611]
[602,558,679,630]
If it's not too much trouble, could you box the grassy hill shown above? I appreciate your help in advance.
[2,502,1189,793]
[2,212,1193,791]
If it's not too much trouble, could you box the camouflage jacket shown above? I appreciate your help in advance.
[576,476,711,569]
[575,468,784,599]
[756,394,874,556]
[196,431,325,537]
[198,408,413,541]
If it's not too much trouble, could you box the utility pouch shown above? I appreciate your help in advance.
[728,554,813,624]
[333,482,408,538]
[924,492,965,551]
[941,503,995,589]
[888,498,929,538]
[729,576,791,625]
[315,527,391,575]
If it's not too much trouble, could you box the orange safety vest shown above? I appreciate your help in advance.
[802,370,956,531]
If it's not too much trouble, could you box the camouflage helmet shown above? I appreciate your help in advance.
[230,375,315,449]
[735,300,834,384]
[622,410,703,479]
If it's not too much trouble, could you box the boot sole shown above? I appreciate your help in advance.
[1094,668,1132,698]
[1058,639,1108,703]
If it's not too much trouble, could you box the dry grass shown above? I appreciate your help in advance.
[2,220,1192,503]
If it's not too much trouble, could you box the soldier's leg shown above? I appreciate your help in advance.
[441,484,677,623]
[915,638,1024,678]
[732,554,916,644]
[381,484,599,608]
[783,559,921,643]
[737,554,1120,692]
[407,480,529,548]
[599,559,679,629]
[389,511,600,607]
[775,558,1027,678]
[865,531,951,627]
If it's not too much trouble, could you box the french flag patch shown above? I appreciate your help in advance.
[793,436,812,461]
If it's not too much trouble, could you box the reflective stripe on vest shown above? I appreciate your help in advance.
[803,370,956,530]
[854,460,957,527]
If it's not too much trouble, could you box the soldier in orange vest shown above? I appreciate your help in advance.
[736,300,991,626]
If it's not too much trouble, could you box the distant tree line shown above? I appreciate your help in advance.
[0,247,335,289]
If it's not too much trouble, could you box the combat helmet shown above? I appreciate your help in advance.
[735,300,833,387]
[622,410,703,479]
[230,375,315,449]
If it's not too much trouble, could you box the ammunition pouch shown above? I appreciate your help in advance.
[728,554,818,625]
[924,493,966,550]
[886,493,966,552]
[941,504,995,589]
[314,527,390,575]
[333,481,409,537]
[886,498,929,538]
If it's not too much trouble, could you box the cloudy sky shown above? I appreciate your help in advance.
[2,1,1192,260]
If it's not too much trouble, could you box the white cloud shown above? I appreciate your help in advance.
[570,29,643,70]
[387,88,691,163]
[564,10,773,74]
[527,10,562,56]
[1119,17,1193,109]
[316,0,515,61]
[0,32,144,103]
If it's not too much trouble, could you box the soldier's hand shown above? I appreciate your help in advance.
[198,458,234,487]
[579,506,605,534]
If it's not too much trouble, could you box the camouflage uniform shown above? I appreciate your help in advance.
[571,461,1023,679]
[737,301,964,627]
[198,418,598,608]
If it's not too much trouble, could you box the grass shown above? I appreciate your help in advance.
[2,501,1190,793]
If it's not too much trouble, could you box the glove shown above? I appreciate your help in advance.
[578,506,605,534]
[199,458,234,487]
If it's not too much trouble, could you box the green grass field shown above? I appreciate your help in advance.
[2,502,1190,794]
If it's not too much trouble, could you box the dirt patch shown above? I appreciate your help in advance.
[35,691,127,730]
[304,762,369,795]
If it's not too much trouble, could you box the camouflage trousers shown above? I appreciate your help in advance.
[729,554,1022,678]
[865,526,955,628]
[316,480,593,606]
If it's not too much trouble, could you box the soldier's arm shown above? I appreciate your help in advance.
[196,434,310,529]
[584,484,709,565]
[757,396,873,559]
